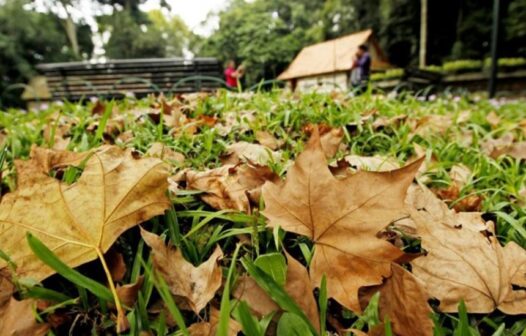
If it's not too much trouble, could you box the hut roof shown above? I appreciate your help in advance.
[278,29,389,80]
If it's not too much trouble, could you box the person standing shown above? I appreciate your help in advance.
[349,44,371,94]
[224,60,245,89]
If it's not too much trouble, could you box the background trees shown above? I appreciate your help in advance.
[1,0,526,98]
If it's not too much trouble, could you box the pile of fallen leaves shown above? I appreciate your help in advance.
[0,91,526,335]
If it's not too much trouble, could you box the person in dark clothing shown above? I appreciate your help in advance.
[349,44,371,94]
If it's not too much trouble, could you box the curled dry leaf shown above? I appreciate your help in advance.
[486,111,501,128]
[106,249,127,282]
[262,127,423,313]
[408,185,526,314]
[360,264,433,336]
[233,252,320,331]
[141,229,223,313]
[117,276,144,308]
[184,163,279,212]
[214,110,256,137]
[413,115,452,136]
[146,142,185,164]
[187,306,241,336]
[255,131,282,150]
[372,114,407,130]
[221,142,281,166]
[0,298,49,336]
[449,164,471,187]
[480,133,526,159]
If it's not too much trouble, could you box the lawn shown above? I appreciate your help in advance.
[0,90,525,335]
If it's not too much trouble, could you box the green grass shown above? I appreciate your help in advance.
[1,90,526,335]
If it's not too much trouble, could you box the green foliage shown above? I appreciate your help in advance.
[100,10,166,59]
[148,10,195,57]
[371,68,404,81]
[442,60,483,74]
[0,0,93,106]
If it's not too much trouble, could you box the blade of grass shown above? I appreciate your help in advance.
[241,257,318,336]
[217,243,241,336]
[26,233,113,302]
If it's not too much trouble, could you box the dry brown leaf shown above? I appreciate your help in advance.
[481,134,515,159]
[262,127,423,313]
[486,111,501,128]
[233,253,320,331]
[146,142,185,164]
[283,252,320,331]
[0,146,169,331]
[413,115,452,136]
[372,114,407,130]
[187,306,241,336]
[449,164,471,187]
[91,100,106,115]
[408,185,526,314]
[221,142,281,166]
[106,249,127,282]
[233,275,278,317]
[303,124,345,158]
[141,229,223,313]
[117,276,144,308]
[255,131,282,150]
[0,298,49,336]
[361,264,433,336]
[0,269,14,308]
[344,155,400,172]
[185,163,279,212]
[214,111,256,136]
[1,146,169,281]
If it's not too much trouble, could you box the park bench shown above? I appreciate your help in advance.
[401,67,443,92]
[32,57,226,101]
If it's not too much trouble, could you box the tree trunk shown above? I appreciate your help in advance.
[419,0,428,68]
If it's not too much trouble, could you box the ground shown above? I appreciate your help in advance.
[0,90,525,335]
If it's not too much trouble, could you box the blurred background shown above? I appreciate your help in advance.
[1,0,525,104]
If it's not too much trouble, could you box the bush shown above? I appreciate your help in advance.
[442,59,483,74]
[371,68,404,81]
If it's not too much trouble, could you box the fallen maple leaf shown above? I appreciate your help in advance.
[360,264,433,336]
[187,306,241,336]
[146,142,185,164]
[255,131,282,150]
[141,229,223,313]
[233,252,320,331]
[0,298,49,336]
[304,124,344,158]
[12,146,88,189]
[0,146,170,331]
[343,155,400,172]
[221,142,281,166]
[184,163,279,212]
[486,111,501,128]
[262,127,423,313]
[408,185,526,314]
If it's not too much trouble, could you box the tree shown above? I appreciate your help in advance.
[100,10,165,59]
[200,0,323,85]
[0,0,93,106]
[147,10,194,57]
[505,0,526,56]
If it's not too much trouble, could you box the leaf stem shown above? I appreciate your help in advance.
[96,247,127,333]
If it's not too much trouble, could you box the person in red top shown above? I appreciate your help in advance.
[224,60,244,88]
